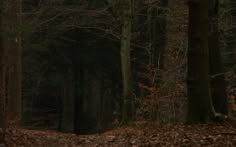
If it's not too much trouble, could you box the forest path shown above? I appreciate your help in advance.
[4,120,236,147]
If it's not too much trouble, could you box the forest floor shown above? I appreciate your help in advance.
[3,120,236,147]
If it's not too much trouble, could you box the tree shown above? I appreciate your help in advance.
[59,69,75,133]
[120,0,133,123]
[226,0,236,69]
[149,0,168,69]
[6,0,22,125]
[208,0,228,114]
[0,0,6,143]
[187,0,216,123]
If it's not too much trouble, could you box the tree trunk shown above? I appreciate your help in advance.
[89,71,103,132]
[208,0,228,114]
[0,0,6,142]
[7,0,22,125]
[187,0,215,123]
[74,62,84,134]
[225,0,236,69]
[151,0,168,70]
[59,69,74,133]
[120,0,133,123]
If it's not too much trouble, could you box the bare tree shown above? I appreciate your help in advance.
[6,0,22,125]
[120,0,133,123]
[0,0,6,143]
[187,0,216,123]
[208,0,228,115]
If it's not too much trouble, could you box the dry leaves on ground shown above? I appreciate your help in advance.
[4,120,236,147]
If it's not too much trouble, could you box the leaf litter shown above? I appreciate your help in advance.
[4,120,236,147]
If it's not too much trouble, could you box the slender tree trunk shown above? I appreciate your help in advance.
[187,0,215,123]
[120,0,133,123]
[151,0,168,69]
[90,70,103,132]
[74,62,84,134]
[208,0,228,114]
[7,0,22,125]
[0,0,6,142]
[226,0,236,69]
[59,69,74,133]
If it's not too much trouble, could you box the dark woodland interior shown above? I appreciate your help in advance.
[0,0,236,146]
[23,29,123,133]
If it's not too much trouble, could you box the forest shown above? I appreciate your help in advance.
[0,0,236,146]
